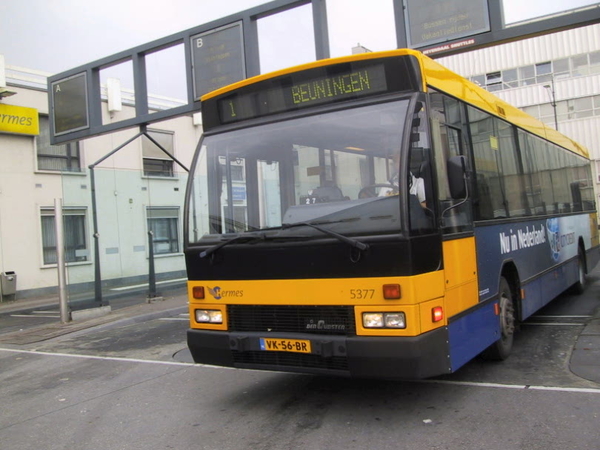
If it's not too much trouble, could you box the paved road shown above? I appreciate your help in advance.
[0,278,598,449]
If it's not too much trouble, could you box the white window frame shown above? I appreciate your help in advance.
[40,207,90,266]
[146,206,181,255]
[36,116,83,173]
[142,129,175,178]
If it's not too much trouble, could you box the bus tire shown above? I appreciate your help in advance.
[571,247,587,295]
[482,277,515,361]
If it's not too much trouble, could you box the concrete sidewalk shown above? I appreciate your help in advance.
[0,291,188,345]
[0,294,68,315]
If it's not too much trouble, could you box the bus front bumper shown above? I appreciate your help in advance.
[187,328,451,379]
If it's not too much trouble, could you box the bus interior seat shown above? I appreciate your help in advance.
[309,185,346,202]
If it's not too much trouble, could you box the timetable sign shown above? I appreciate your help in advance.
[405,0,490,48]
[51,72,89,136]
[191,22,246,100]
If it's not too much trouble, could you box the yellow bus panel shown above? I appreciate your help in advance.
[187,271,445,307]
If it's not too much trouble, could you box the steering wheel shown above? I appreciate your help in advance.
[358,183,398,198]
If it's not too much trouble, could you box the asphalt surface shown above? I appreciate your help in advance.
[0,272,599,383]
[1,274,599,450]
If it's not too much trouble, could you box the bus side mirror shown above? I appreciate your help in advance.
[447,155,467,199]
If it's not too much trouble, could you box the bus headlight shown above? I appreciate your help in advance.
[362,312,406,329]
[195,309,223,324]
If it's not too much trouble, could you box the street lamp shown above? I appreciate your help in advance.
[543,78,558,131]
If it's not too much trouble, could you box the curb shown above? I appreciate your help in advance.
[570,314,600,384]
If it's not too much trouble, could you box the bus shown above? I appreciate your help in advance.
[184,48,600,379]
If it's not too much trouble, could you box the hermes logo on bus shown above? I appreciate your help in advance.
[208,286,244,300]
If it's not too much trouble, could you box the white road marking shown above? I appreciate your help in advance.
[159,317,189,321]
[533,315,591,319]
[1,347,599,394]
[0,347,194,367]
[110,278,187,291]
[419,379,600,394]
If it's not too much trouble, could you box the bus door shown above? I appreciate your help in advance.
[429,89,503,369]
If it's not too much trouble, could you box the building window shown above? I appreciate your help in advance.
[523,93,600,127]
[37,117,81,172]
[553,58,570,79]
[485,71,502,91]
[572,97,594,119]
[594,95,600,115]
[473,51,600,93]
[502,68,518,88]
[147,207,179,254]
[521,105,539,118]
[41,208,89,265]
[535,62,552,84]
[518,65,535,86]
[142,130,175,177]
[218,156,245,181]
[572,54,589,76]
[471,74,485,87]
[230,164,245,181]
[590,51,600,74]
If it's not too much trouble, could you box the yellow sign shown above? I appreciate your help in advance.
[0,103,39,135]
[490,135,498,150]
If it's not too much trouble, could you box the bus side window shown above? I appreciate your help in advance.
[408,102,435,232]
[429,91,473,233]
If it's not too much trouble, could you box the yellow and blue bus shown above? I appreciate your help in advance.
[184,49,600,379]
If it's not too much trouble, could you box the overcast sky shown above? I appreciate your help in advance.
[1,0,597,79]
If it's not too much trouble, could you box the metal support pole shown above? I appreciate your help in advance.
[552,84,559,131]
[54,199,70,323]
[544,77,559,131]
[147,231,160,302]
[89,167,104,306]
[311,0,330,60]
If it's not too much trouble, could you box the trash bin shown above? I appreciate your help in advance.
[1,271,17,296]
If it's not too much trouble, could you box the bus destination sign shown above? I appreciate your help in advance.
[217,63,387,124]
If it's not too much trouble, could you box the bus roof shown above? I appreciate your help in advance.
[202,48,589,159]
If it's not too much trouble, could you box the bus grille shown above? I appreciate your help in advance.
[227,305,355,336]
[232,351,349,371]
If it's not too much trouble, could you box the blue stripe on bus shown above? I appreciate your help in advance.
[521,258,577,319]
[448,301,500,372]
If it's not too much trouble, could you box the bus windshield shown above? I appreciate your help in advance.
[187,99,415,244]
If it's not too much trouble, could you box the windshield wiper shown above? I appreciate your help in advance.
[281,221,369,251]
[200,219,368,258]
[199,232,266,259]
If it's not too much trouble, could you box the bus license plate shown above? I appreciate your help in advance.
[259,338,311,353]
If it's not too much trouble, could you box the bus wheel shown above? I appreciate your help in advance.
[482,277,515,361]
[571,247,587,295]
